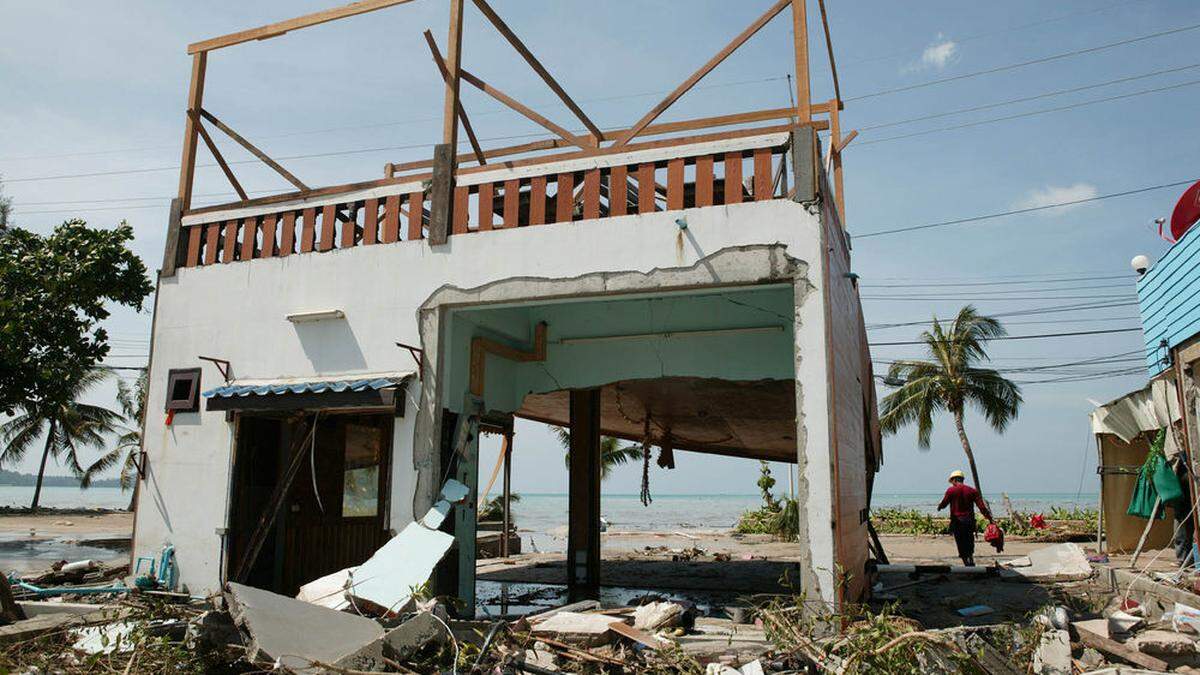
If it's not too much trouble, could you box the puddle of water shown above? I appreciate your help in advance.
[475,579,751,619]
[0,535,130,574]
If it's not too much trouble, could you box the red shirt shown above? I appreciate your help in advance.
[939,483,992,520]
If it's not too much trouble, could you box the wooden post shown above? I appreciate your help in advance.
[161,198,184,277]
[791,0,811,123]
[502,430,513,558]
[176,52,207,210]
[429,0,464,246]
[567,389,601,601]
[1096,435,1106,553]
[1130,497,1162,568]
[829,98,845,223]
[0,575,25,623]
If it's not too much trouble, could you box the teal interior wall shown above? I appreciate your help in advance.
[440,284,797,413]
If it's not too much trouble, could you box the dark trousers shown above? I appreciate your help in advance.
[950,515,975,564]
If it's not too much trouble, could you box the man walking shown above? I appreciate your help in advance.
[938,470,993,566]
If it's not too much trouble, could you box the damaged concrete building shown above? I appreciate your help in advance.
[130,0,881,614]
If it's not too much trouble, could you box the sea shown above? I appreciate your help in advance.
[0,487,1098,554]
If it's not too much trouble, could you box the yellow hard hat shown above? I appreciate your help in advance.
[948,470,965,481]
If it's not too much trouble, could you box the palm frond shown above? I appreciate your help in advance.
[82,446,126,488]
[0,412,45,466]
[962,368,1023,433]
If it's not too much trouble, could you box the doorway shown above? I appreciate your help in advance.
[226,411,394,595]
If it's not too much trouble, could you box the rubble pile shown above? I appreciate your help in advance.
[10,543,1200,672]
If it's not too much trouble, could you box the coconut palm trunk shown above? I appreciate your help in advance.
[30,420,56,511]
[952,409,983,497]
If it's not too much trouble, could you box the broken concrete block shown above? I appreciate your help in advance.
[441,478,469,503]
[740,659,765,675]
[1107,610,1143,635]
[1073,618,1110,640]
[634,601,685,631]
[705,665,740,675]
[348,519,455,615]
[531,611,616,646]
[1012,543,1092,581]
[1130,629,1197,656]
[383,612,447,661]
[296,567,353,611]
[525,643,560,672]
[226,582,384,672]
[1032,629,1071,675]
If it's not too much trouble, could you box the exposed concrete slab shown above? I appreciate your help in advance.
[1032,628,1072,675]
[383,611,447,661]
[1010,544,1093,582]
[226,582,384,672]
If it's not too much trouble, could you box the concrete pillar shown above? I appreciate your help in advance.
[567,389,601,600]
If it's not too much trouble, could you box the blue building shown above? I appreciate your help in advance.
[1138,222,1200,374]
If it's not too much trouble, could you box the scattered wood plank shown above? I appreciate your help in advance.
[1075,625,1169,672]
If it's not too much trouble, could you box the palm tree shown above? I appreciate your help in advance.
[84,369,146,507]
[554,427,646,480]
[878,305,1023,497]
[0,369,123,510]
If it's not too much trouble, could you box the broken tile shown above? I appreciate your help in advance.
[226,582,384,672]
[531,611,616,646]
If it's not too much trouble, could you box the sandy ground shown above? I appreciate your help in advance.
[0,511,133,538]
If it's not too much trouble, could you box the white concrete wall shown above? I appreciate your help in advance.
[134,199,828,595]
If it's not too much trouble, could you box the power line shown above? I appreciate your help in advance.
[855,78,1200,147]
[854,179,1198,239]
[841,1,1139,68]
[0,75,789,163]
[861,293,1134,301]
[846,22,1200,102]
[865,300,1140,329]
[867,316,1141,330]
[858,62,1200,132]
[860,274,1129,288]
[868,326,1141,346]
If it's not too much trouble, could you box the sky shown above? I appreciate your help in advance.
[2,0,1198,501]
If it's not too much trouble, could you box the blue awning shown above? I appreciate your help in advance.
[202,372,414,411]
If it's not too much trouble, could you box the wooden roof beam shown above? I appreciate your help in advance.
[423,31,594,152]
[188,0,419,54]
[188,111,248,201]
[613,0,791,147]
[816,0,842,108]
[469,0,604,143]
[199,109,310,192]
[425,29,487,166]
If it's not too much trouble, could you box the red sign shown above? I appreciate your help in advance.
[1170,180,1200,242]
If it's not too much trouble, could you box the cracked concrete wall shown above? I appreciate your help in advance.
[135,198,826,596]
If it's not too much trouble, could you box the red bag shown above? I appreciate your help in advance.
[984,522,1005,553]
[1030,514,1048,530]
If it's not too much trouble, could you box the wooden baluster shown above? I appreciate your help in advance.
[609,165,628,216]
[667,158,684,211]
[556,172,575,223]
[383,195,400,243]
[637,163,656,214]
[221,219,237,263]
[185,226,201,267]
[583,169,600,220]
[240,216,256,260]
[407,192,423,240]
[478,182,494,231]
[261,214,277,258]
[530,176,547,225]
[300,208,316,252]
[204,223,219,265]
[280,211,297,256]
[753,148,772,201]
[695,155,714,207]
[452,186,469,234]
[724,151,743,204]
[363,198,379,245]
[503,179,520,227]
[341,204,357,248]
[319,204,336,251]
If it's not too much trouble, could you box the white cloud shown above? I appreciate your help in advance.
[904,35,957,72]
[921,37,958,70]
[1015,183,1101,212]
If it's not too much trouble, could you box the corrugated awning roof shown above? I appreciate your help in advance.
[202,371,414,411]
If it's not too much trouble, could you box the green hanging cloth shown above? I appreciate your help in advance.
[1126,429,1182,519]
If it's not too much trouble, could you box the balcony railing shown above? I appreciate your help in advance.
[175,126,799,269]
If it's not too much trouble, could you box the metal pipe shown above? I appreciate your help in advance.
[502,431,512,558]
